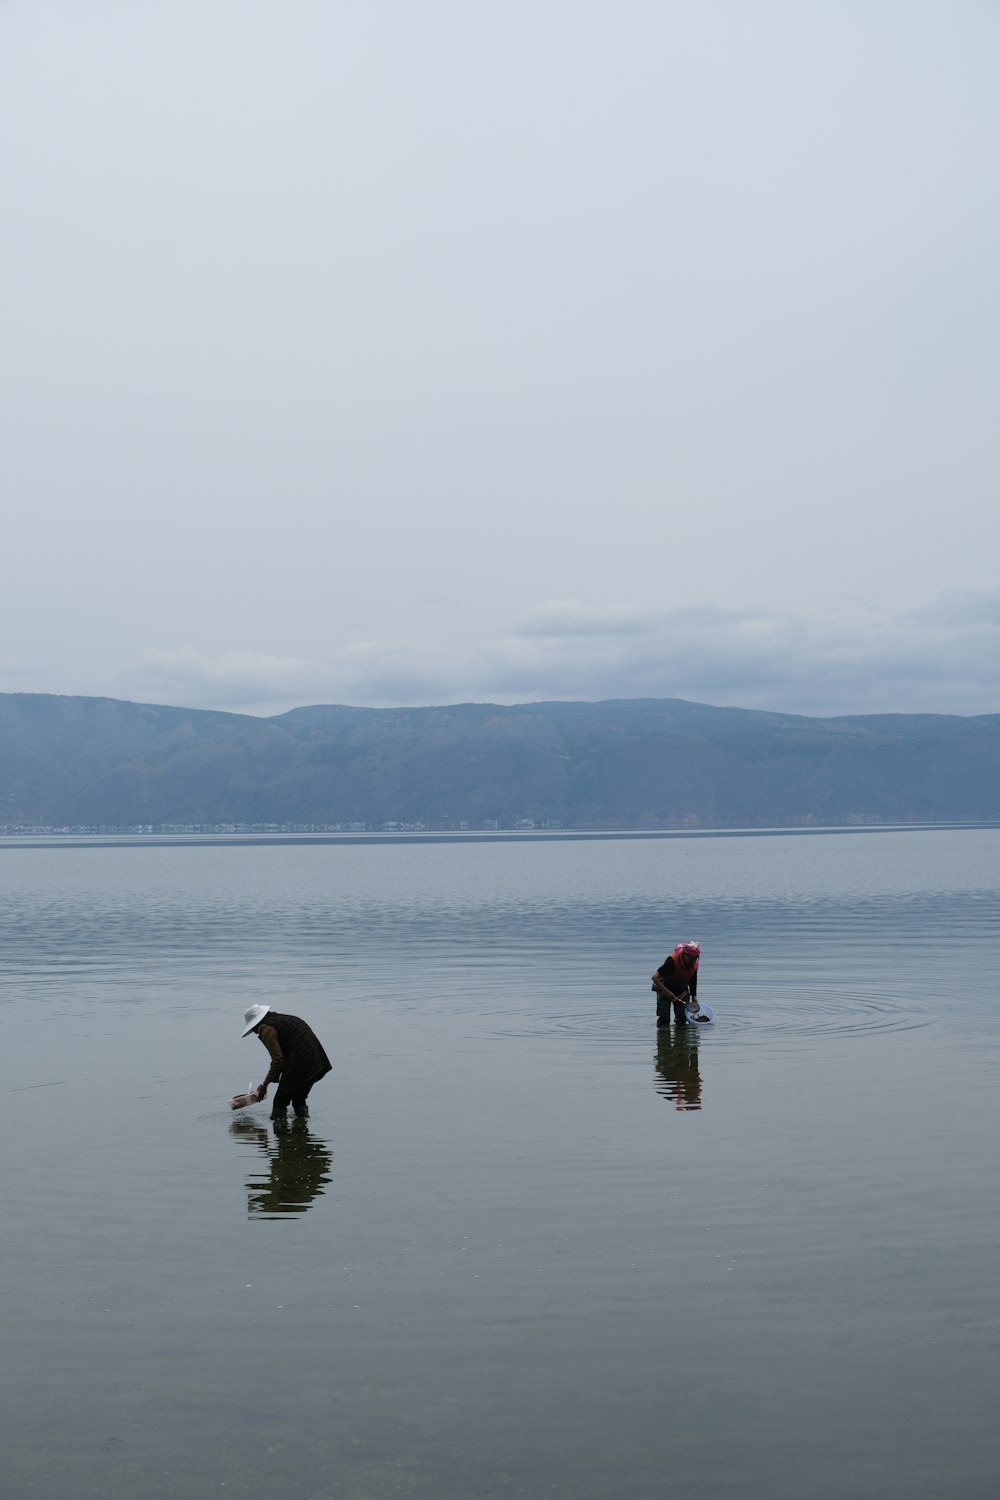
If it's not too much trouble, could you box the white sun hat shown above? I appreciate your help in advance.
[241,1004,272,1037]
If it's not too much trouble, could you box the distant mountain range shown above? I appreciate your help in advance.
[2,692,1000,830]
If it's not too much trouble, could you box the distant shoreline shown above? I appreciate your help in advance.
[2,821,999,851]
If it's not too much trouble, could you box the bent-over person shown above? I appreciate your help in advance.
[651,940,702,1027]
[241,1005,332,1120]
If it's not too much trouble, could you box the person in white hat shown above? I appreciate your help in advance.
[241,1004,332,1120]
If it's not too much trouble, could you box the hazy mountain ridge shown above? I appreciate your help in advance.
[2,692,1000,829]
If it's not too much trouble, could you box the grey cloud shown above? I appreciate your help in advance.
[129,650,327,712]
[4,6,997,714]
[905,591,1000,628]
[518,602,668,638]
[118,593,1000,719]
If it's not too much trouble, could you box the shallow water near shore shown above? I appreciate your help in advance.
[2,827,999,1499]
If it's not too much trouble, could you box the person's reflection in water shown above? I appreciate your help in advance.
[230,1117,333,1218]
[654,1027,704,1111]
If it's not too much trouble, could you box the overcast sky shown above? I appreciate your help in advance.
[2,1,998,718]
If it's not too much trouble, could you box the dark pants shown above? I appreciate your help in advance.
[656,996,690,1026]
[271,1077,316,1118]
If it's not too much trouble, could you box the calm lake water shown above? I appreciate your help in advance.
[1,828,998,1499]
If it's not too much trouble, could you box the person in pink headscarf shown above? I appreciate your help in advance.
[651,940,703,1026]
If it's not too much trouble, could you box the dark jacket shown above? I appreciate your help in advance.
[257,1011,332,1089]
[653,955,699,1000]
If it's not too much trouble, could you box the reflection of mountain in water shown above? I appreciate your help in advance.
[230,1118,333,1218]
[654,1030,703,1111]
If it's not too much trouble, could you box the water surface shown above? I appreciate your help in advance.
[2,828,998,1498]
